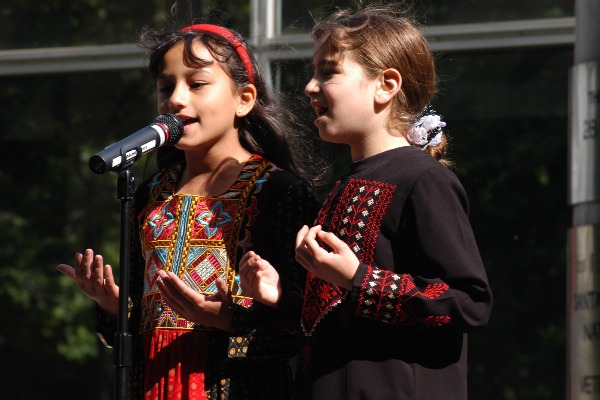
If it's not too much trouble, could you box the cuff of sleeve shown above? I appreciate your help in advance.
[352,263,370,288]
[95,303,116,348]
[348,263,371,312]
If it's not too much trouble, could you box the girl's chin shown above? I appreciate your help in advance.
[316,129,337,143]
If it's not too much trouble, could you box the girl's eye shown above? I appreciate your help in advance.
[158,86,172,94]
[316,68,335,79]
[157,81,173,95]
[190,81,206,89]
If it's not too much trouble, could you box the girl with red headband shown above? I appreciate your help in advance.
[58,23,324,400]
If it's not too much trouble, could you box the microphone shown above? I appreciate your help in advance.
[89,114,184,174]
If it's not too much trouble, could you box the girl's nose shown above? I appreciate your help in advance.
[304,77,319,97]
[169,84,188,111]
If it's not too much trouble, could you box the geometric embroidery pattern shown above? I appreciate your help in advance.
[302,178,395,336]
[356,266,451,327]
[328,178,395,264]
[139,155,270,332]
[196,200,234,239]
[183,247,227,293]
[144,248,169,293]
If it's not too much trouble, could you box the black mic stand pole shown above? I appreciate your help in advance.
[114,166,135,400]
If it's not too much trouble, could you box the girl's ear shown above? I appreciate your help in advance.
[374,68,402,105]
[236,84,257,117]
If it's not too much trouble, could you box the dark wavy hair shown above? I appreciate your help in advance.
[138,25,330,186]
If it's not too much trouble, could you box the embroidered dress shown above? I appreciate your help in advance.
[296,146,493,400]
[98,154,319,400]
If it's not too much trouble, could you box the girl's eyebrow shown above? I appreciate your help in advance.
[156,64,214,80]
[311,57,337,70]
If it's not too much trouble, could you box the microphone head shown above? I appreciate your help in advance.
[156,114,184,145]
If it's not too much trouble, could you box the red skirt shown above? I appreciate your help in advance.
[143,329,209,400]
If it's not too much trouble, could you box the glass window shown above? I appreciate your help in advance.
[281,0,574,34]
[0,1,250,49]
[418,0,574,24]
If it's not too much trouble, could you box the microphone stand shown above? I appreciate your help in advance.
[114,166,135,400]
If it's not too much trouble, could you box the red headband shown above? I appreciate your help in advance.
[180,24,255,84]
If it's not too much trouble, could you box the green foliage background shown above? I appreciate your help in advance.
[0,1,574,399]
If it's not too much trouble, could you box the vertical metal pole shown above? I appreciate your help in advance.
[567,1,600,399]
[114,168,134,400]
[249,0,279,89]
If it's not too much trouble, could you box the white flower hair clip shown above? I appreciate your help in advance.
[407,105,446,149]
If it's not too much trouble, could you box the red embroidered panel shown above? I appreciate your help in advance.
[356,265,451,327]
[328,178,395,264]
[302,178,395,335]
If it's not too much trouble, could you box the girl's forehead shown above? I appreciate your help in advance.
[313,41,340,61]
[185,41,216,61]
[312,45,354,69]
[161,41,217,72]
[313,34,355,61]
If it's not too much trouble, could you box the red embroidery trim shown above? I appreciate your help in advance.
[357,266,452,327]
[301,179,395,335]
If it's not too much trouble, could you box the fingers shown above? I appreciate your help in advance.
[295,225,312,258]
[303,226,325,255]
[156,270,181,295]
[296,225,323,269]
[73,249,105,290]
[214,277,230,299]
[239,252,261,291]
[74,251,85,283]
[104,265,116,287]
[296,225,322,249]
[59,249,121,313]
[239,251,258,278]
[91,253,106,286]
[158,271,204,308]
[239,251,256,269]
[295,225,310,250]
[56,264,76,280]
[156,270,228,327]
[316,229,345,253]
[204,277,230,305]
[155,270,187,311]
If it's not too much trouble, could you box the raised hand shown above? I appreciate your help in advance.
[238,251,281,308]
[155,270,234,332]
[56,249,120,318]
[295,225,360,290]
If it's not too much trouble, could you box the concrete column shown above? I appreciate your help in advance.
[567,1,600,398]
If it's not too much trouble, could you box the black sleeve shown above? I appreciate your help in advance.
[228,176,320,360]
[350,167,493,332]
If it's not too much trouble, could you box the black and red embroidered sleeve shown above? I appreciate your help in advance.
[348,168,492,332]
[353,264,451,327]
